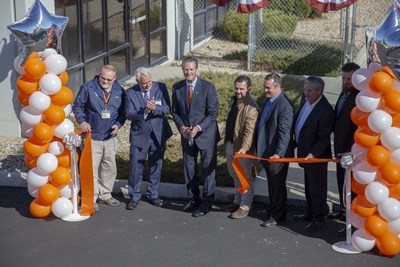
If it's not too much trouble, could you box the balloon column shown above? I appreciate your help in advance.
[349,63,400,256]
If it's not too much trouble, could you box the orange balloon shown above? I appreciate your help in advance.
[389,182,400,200]
[369,71,393,94]
[49,167,72,187]
[367,145,391,167]
[24,154,37,169]
[379,162,400,186]
[16,74,39,95]
[57,149,71,168]
[392,113,400,128]
[351,177,367,195]
[382,66,399,81]
[27,51,40,60]
[24,138,49,158]
[38,184,60,204]
[354,126,380,148]
[376,231,400,256]
[350,107,369,126]
[50,86,73,106]
[383,90,400,113]
[352,195,377,217]
[29,198,52,218]
[24,58,46,79]
[58,71,69,85]
[17,91,30,106]
[365,214,388,237]
[32,122,54,144]
[43,105,66,126]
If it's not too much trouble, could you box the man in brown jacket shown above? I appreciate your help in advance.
[223,75,259,219]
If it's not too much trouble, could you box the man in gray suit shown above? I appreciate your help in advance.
[256,73,294,227]
[124,67,173,210]
[172,56,219,217]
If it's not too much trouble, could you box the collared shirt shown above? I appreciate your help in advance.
[257,91,282,134]
[186,77,198,97]
[295,95,322,142]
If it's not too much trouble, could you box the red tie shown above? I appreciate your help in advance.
[188,83,193,106]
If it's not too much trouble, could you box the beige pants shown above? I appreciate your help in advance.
[91,137,118,202]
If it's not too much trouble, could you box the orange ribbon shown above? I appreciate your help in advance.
[232,152,339,193]
[79,132,94,216]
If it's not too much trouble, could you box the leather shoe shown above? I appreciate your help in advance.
[337,226,346,237]
[293,213,313,221]
[304,220,325,232]
[327,211,345,220]
[148,198,163,207]
[192,206,211,217]
[261,218,278,228]
[183,200,201,212]
[126,200,138,210]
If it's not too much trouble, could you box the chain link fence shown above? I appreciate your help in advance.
[185,0,393,76]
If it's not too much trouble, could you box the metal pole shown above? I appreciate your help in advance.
[343,7,351,64]
[247,12,254,71]
[349,3,357,62]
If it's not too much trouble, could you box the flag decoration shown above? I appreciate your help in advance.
[304,0,358,12]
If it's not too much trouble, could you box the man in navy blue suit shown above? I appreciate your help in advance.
[124,67,173,210]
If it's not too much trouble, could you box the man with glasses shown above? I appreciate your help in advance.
[72,65,126,212]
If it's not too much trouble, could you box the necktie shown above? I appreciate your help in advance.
[188,83,193,106]
[144,92,149,103]
[336,93,348,117]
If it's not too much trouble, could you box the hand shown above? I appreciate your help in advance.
[80,122,91,132]
[269,154,280,159]
[147,97,156,111]
[110,125,119,135]
[237,148,247,154]
[305,153,314,160]
[180,126,190,139]
[189,125,200,139]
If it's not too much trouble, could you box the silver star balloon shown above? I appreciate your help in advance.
[7,0,68,66]
[367,1,400,79]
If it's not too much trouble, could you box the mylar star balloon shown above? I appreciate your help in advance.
[7,0,68,66]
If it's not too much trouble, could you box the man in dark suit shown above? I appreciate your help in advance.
[172,56,219,217]
[124,67,173,210]
[256,73,294,227]
[327,63,360,227]
[293,76,334,231]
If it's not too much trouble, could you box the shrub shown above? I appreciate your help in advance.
[266,0,322,18]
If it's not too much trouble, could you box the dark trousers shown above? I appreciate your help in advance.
[263,162,289,222]
[128,132,164,202]
[304,163,328,221]
[336,162,345,211]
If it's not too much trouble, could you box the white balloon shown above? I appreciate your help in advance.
[28,91,51,113]
[392,148,400,165]
[365,181,389,204]
[51,197,73,219]
[36,153,58,174]
[351,229,376,252]
[351,143,368,163]
[381,127,400,151]
[350,211,366,229]
[393,79,400,91]
[355,89,381,113]
[48,141,65,155]
[368,63,382,73]
[41,48,57,59]
[19,106,42,125]
[54,118,75,139]
[59,182,73,198]
[388,218,400,234]
[352,68,373,91]
[378,198,400,221]
[353,161,377,184]
[27,167,49,187]
[27,183,39,198]
[63,104,72,117]
[39,74,62,95]
[367,109,392,133]
[21,122,34,138]
[44,54,67,75]
[13,55,25,74]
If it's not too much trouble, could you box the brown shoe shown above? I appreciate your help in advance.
[223,203,240,212]
[103,197,120,206]
[230,207,249,219]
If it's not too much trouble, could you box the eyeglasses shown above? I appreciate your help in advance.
[100,76,114,82]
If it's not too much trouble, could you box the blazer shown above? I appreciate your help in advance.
[172,77,220,149]
[124,82,173,149]
[295,95,334,165]
[333,89,358,155]
[256,92,294,159]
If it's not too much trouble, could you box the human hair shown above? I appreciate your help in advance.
[181,56,198,69]
[234,75,251,89]
[265,72,282,87]
[341,62,360,72]
[101,64,116,74]
[135,67,151,80]
[305,76,325,92]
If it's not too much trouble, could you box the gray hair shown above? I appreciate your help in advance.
[135,67,152,80]
[101,64,116,73]
[305,76,325,92]
[265,72,282,87]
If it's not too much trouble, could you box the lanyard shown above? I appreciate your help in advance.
[102,90,111,104]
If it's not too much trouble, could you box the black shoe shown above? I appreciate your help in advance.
[148,198,163,207]
[293,213,313,221]
[126,200,138,210]
[261,218,278,228]
[304,220,325,232]
[327,211,345,220]
[183,200,201,212]
[337,227,346,237]
[192,206,211,217]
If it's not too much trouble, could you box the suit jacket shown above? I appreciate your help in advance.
[334,89,358,155]
[124,82,173,149]
[295,95,334,165]
[172,77,219,149]
[256,92,294,159]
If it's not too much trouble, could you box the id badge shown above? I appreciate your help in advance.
[101,109,111,119]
